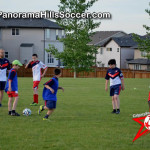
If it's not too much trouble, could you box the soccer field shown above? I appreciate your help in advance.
[0,77,150,150]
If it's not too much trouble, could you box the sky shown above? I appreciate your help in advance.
[0,0,149,35]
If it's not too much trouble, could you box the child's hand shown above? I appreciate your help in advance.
[105,86,108,92]
[122,86,125,91]
[50,88,54,94]
[8,87,12,92]
[61,87,64,92]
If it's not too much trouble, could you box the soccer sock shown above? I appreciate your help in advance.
[34,94,38,104]
[148,92,150,101]
[44,114,49,118]
[117,109,120,111]
[8,111,12,115]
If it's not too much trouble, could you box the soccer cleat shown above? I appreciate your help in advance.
[0,104,2,107]
[111,110,116,114]
[11,112,20,116]
[30,102,38,106]
[43,117,48,121]
[116,110,120,114]
[38,105,44,115]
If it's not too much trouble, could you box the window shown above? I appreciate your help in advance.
[62,30,65,38]
[0,28,1,40]
[106,48,112,51]
[117,48,120,52]
[45,29,50,39]
[47,53,54,64]
[141,51,147,57]
[134,64,141,70]
[12,28,19,35]
[56,29,59,40]
[5,52,8,58]
[100,48,103,54]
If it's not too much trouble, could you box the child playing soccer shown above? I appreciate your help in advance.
[5,60,22,116]
[105,59,125,114]
[25,54,48,106]
[38,68,64,120]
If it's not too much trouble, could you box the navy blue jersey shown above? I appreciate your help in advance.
[42,76,59,101]
[105,67,123,87]
[0,58,11,81]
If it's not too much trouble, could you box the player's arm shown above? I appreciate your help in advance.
[105,71,109,92]
[105,80,109,92]
[58,87,64,92]
[25,60,32,69]
[119,69,125,90]
[44,79,55,94]
[41,67,48,78]
[8,71,16,92]
[8,80,12,92]
[45,85,54,94]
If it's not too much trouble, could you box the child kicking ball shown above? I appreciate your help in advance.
[38,68,64,120]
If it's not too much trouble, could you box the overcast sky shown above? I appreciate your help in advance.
[0,0,149,35]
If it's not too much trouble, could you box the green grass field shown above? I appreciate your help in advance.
[0,77,150,150]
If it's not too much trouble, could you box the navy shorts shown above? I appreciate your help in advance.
[110,84,121,96]
[0,81,6,90]
[45,100,56,109]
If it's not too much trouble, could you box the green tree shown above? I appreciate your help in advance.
[46,0,100,78]
[133,3,150,58]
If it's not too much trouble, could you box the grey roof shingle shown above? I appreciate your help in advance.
[127,58,150,65]
[89,31,126,45]
[0,18,62,29]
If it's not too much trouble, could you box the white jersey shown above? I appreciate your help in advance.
[0,58,11,81]
[28,61,47,81]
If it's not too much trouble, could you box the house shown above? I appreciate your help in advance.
[96,34,137,69]
[89,31,127,46]
[127,42,150,70]
[0,17,64,67]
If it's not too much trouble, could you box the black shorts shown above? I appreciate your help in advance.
[0,81,6,90]
[45,100,56,109]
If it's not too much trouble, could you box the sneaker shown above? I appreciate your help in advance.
[0,104,2,107]
[43,117,48,121]
[116,110,120,114]
[30,102,38,106]
[38,105,44,115]
[111,110,116,114]
[11,112,20,116]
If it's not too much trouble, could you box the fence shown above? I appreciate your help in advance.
[16,66,150,78]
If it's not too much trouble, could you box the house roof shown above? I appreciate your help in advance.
[127,58,150,65]
[89,31,126,46]
[0,18,63,29]
[102,34,138,47]
[20,43,34,47]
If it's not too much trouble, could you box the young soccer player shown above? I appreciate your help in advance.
[105,59,125,114]
[25,54,48,106]
[0,49,11,107]
[38,68,64,120]
[5,60,22,116]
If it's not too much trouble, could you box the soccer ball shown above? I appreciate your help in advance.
[144,115,150,130]
[23,108,31,116]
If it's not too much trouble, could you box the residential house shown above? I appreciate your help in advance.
[96,34,137,69]
[127,43,150,70]
[0,17,64,67]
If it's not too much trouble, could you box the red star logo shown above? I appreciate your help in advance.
[132,116,150,142]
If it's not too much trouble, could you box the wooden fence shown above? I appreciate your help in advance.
[16,66,150,78]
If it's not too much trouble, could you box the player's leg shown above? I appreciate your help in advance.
[8,97,13,115]
[114,85,121,114]
[0,81,6,107]
[0,90,4,107]
[31,81,40,105]
[110,86,116,113]
[11,92,20,116]
[148,101,150,112]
